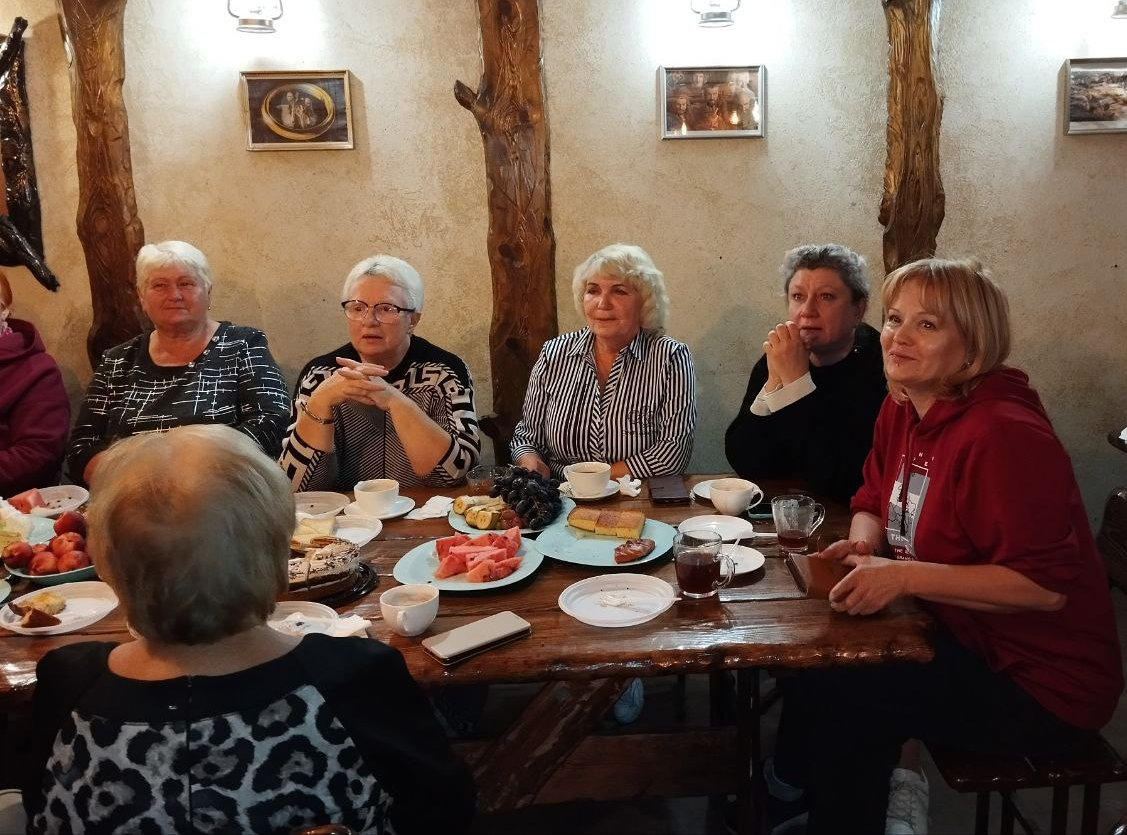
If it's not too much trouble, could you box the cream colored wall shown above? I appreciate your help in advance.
[3,1,1124,520]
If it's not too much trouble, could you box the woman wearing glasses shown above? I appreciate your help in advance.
[280,255,480,490]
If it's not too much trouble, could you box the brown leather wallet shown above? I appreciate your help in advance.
[785,553,850,599]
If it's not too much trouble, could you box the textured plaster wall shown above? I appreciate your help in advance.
[2,1,1124,521]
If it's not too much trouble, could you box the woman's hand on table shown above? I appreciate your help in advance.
[829,552,909,616]
[514,452,550,478]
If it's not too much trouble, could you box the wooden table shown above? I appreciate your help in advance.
[0,476,933,831]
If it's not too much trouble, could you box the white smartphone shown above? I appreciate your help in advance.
[421,611,532,665]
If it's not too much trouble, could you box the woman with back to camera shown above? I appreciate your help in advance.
[766,258,1122,834]
[24,424,473,834]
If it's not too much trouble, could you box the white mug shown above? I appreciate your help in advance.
[355,478,399,514]
[709,478,763,516]
[565,461,611,497]
[379,584,439,637]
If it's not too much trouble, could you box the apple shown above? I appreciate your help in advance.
[30,541,51,553]
[28,552,59,575]
[57,550,91,573]
[50,532,86,557]
[54,510,87,538]
[1,541,33,569]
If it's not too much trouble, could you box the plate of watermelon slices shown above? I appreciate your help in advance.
[392,528,545,592]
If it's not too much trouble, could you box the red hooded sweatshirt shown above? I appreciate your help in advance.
[0,318,70,495]
[852,367,1123,730]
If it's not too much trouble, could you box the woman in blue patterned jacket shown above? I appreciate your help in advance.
[511,243,698,480]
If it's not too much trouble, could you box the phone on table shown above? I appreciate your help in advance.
[421,611,532,666]
[648,474,691,504]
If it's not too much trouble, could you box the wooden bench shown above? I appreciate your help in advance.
[928,735,1127,835]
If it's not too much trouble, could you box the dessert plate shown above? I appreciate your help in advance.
[294,492,350,519]
[0,581,118,636]
[722,544,766,575]
[392,539,544,592]
[268,601,338,636]
[559,573,677,627]
[28,486,89,517]
[446,497,575,537]
[331,516,383,547]
[343,496,415,520]
[534,518,676,568]
[678,514,756,542]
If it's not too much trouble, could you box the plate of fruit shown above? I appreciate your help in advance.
[2,510,97,585]
[394,527,544,591]
[448,467,572,534]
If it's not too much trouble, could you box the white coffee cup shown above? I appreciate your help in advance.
[709,478,763,516]
[379,584,439,637]
[355,479,399,514]
[565,461,612,497]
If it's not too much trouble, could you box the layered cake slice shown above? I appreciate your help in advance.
[285,536,361,600]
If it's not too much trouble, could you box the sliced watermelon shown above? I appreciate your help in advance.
[489,562,516,580]
[466,546,507,570]
[501,526,521,547]
[435,533,470,560]
[468,532,496,547]
[495,556,522,571]
[9,488,46,514]
[465,559,495,583]
[434,553,468,579]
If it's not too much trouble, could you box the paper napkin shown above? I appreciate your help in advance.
[405,496,454,520]
[617,476,642,497]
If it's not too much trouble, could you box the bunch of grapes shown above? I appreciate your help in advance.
[490,466,563,529]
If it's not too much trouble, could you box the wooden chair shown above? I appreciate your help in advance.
[927,734,1127,835]
[1097,488,1127,594]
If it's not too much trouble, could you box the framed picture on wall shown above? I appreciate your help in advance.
[658,65,764,139]
[1065,58,1127,135]
[241,70,354,150]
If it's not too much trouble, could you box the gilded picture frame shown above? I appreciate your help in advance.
[241,70,354,150]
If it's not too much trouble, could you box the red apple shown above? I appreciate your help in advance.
[54,510,87,538]
[30,541,51,553]
[50,532,86,557]
[57,550,91,573]
[1,541,33,568]
[28,552,59,575]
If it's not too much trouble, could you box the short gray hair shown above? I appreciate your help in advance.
[341,255,424,311]
[572,243,670,333]
[87,424,294,645]
[780,243,869,303]
[136,240,214,293]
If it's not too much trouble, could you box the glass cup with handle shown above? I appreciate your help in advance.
[674,530,735,598]
[771,494,826,554]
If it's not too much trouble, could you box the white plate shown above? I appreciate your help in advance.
[268,600,338,636]
[722,544,766,575]
[534,517,677,568]
[26,516,55,545]
[343,496,415,520]
[331,516,383,547]
[0,580,9,605]
[393,538,544,592]
[558,573,677,628]
[560,481,620,501]
[446,497,575,537]
[27,486,90,517]
[0,581,118,636]
[294,492,350,520]
[678,514,757,542]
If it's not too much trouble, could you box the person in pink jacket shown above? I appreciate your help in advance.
[0,271,70,495]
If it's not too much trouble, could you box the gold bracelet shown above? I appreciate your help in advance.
[299,400,334,425]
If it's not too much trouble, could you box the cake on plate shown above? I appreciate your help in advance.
[284,536,361,601]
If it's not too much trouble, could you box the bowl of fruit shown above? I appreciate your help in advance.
[2,510,96,586]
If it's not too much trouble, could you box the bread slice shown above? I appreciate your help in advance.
[614,511,645,539]
[567,507,600,532]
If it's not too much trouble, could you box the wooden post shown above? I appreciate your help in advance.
[455,0,557,462]
[879,0,945,273]
[56,0,146,368]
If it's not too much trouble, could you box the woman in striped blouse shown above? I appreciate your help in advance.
[511,244,697,480]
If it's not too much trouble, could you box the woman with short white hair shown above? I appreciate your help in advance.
[280,254,480,490]
[24,425,474,834]
[66,240,291,485]
[511,243,697,480]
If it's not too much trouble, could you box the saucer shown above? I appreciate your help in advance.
[344,496,415,520]
[721,544,766,575]
[561,481,620,501]
[677,514,756,542]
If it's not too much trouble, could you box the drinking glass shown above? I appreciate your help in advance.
[771,495,826,554]
[674,530,734,599]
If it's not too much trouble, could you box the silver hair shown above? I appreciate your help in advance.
[571,243,670,333]
[341,255,424,311]
[135,240,214,293]
[780,243,870,302]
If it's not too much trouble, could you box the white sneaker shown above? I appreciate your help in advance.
[886,767,928,835]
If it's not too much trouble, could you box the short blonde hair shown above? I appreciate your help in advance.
[882,257,1011,400]
[572,243,670,333]
[88,425,294,645]
[136,240,214,293]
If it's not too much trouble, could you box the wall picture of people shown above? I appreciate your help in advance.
[241,70,355,150]
[659,65,764,139]
[1066,58,1127,134]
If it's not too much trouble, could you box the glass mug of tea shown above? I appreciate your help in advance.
[674,530,735,599]
[771,494,826,554]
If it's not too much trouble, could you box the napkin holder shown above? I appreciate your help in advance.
[785,553,849,599]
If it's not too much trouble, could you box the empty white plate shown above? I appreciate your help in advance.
[343,496,415,520]
[294,492,350,519]
[677,514,756,542]
[722,544,766,575]
[332,516,382,547]
[28,486,89,517]
[558,573,677,628]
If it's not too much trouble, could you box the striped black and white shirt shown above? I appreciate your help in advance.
[510,328,697,479]
[279,337,480,490]
[66,322,291,481]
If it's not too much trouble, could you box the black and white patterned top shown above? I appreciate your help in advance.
[66,322,291,481]
[24,636,474,835]
[279,336,480,490]
[510,328,698,479]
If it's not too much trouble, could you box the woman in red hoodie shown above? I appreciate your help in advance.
[769,258,1123,834]
[0,271,70,495]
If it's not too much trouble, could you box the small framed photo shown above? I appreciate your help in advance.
[1066,58,1127,135]
[240,70,354,150]
[659,65,764,139]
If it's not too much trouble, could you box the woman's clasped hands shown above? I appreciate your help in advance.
[816,538,911,616]
[308,357,399,413]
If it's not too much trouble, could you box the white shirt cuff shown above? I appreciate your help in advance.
[750,372,816,416]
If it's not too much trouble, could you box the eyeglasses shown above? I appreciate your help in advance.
[341,300,415,323]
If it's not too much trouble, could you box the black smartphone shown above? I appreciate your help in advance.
[649,474,691,504]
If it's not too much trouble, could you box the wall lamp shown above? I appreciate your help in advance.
[1114,1,1127,18]
[691,0,741,28]
[228,1,283,33]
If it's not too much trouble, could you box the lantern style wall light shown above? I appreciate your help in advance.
[228,1,283,33]
[1114,2,1127,18]
[691,0,741,28]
